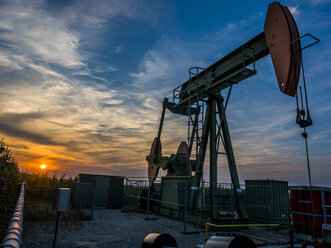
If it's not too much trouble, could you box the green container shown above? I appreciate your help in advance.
[79,174,123,209]
[244,179,290,224]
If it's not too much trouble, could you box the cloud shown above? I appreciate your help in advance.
[114,46,123,53]
[0,112,64,146]
[288,6,301,18]
[309,0,331,5]
[0,0,329,187]
[0,1,84,69]
[93,65,118,73]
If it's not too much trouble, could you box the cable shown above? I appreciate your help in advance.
[301,58,310,113]
[297,61,317,242]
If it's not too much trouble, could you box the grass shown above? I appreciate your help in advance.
[0,211,13,241]
[24,199,84,222]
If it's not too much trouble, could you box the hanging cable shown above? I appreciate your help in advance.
[295,89,303,125]
[301,57,313,126]
[296,64,317,242]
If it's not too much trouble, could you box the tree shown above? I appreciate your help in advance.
[0,138,20,213]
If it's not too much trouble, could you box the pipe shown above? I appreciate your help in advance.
[1,182,26,248]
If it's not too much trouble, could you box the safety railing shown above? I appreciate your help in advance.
[1,182,26,248]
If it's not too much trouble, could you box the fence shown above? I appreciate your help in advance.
[1,182,26,248]
[122,177,293,226]
[123,178,239,230]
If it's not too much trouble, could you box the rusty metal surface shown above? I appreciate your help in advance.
[264,2,302,97]
[142,233,177,248]
[148,137,162,183]
[176,141,189,155]
[204,235,256,248]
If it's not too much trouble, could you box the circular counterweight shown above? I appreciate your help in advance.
[148,137,162,183]
[166,141,189,176]
[264,2,302,97]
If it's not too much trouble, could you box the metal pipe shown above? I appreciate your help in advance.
[183,181,188,233]
[52,212,62,248]
[1,182,26,248]
[145,181,151,220]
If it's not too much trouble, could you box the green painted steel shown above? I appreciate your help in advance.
[148,31,270,224]
[78,174,123,209]
[217,99,247,218]
[209,97,218,219]
[174,32,268,107]
[244,179,290,224]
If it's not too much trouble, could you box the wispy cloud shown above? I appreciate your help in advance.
[0,0,329,186]
[0,1,84,69]
[288,5,301,18]
[114,46,123,53]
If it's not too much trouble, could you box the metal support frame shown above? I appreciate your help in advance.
[150,22,320,223]
[216,98,246,218]
[209,97,218,219]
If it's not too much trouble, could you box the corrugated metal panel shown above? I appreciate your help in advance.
[108,176,123,208]
[78,174,97,185]
[290,186,331,237]
[78,174,124,209]
[245,179,290,224]
[72,182,95,209]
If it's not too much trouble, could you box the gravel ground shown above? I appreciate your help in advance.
[22,209,311,248]
[22,209,206,248]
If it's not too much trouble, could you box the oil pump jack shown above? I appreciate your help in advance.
[146,2,318,224]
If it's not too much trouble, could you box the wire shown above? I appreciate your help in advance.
[301,58,310,113]
[298,59,317,241]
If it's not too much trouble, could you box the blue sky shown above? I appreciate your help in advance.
[0,0,330,186]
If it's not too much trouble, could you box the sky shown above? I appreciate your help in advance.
[0,0,330,186]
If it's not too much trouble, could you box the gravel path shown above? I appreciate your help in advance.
[22,209,205,248]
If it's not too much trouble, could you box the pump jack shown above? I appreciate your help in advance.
[146,2,319,224]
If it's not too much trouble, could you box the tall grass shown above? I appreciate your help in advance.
[0,138,79,239]
[20,172,77,203]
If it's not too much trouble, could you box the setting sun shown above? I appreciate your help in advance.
[40,164,47,170]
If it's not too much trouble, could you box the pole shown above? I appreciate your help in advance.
[289,220,294,248]
[145,181,151,220]
[123,178,127,210]
[209,98,218,219]
[184,181,188,233]
[53,212,62,248]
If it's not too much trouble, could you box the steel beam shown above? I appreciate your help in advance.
[216,98,247,218]
[175,32,269,107]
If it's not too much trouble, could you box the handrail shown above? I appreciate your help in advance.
[205,222,280,240]
[1,182,26,248]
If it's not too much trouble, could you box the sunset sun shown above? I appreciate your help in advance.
[40,164,47,170]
